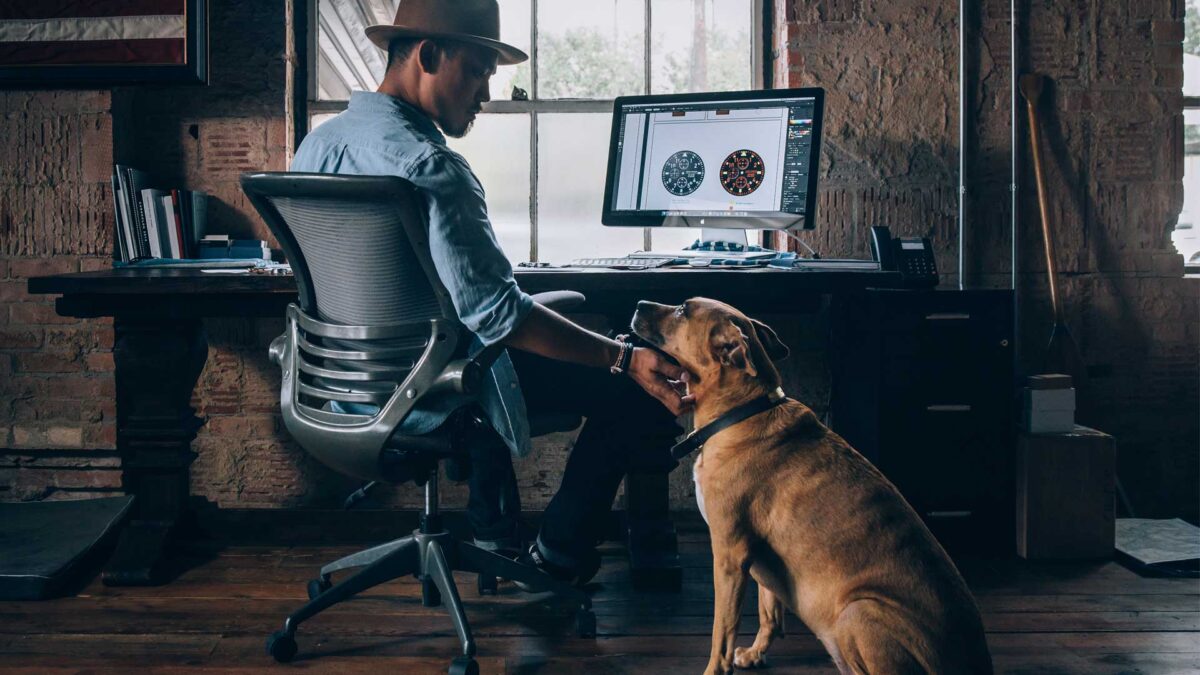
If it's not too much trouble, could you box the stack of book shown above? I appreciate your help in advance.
[197,235,274,261]
[110,164,208,262]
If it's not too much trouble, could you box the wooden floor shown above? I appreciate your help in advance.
[1,515,1197,674]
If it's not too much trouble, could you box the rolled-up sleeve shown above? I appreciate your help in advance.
[408,149,534,345]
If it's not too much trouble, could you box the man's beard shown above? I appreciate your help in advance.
[443,118,475,139]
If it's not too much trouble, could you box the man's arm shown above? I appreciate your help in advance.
[504,303,693,417]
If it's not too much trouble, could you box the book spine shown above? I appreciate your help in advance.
[191,191,207,242]
[162,195,181,258]
[177,190,193,258]
[109,174,127,262]
[119,167,151,259]
[141,189,162,258]
[171,191,187,258]
[132,184,152,258]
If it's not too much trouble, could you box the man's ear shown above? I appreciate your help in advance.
[416,39,443,74]
[710,321,757,377]
[750,317,789,361]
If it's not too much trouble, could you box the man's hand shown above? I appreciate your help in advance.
[627,347,695,417]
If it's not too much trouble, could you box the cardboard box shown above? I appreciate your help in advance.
[1016,425,1116,560]
[1022,387,1076,433]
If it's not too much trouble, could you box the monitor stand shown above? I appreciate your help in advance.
[697,228,749,250]
[629,227,775,260]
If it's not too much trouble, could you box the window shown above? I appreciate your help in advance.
[304,0,765,263]
[1182,0,1200,271]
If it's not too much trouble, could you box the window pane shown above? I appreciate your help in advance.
[650,0,753,95]
[309,113,338,131]
[537,113,643,262]
[537,0,645,99]
[1178,0,1200,266]
[491,0,532,101]
[316,0,395,101]
[446,114,533,264]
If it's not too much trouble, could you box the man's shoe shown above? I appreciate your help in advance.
[513,543,600,591]
[473,519,537,560]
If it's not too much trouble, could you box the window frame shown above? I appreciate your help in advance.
[296,0,773,262]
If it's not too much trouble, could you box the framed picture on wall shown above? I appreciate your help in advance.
[0,0,208,86]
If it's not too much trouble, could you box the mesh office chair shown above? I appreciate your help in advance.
[241,173,593,675]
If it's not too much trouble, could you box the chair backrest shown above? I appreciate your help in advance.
[241,172,469,481]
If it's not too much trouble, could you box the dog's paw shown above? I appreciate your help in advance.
[734,646,768,669]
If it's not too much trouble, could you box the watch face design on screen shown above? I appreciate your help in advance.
[720,149,765,196]
[661,150,705,196]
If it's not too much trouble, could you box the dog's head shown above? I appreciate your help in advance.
[631,297,789,394]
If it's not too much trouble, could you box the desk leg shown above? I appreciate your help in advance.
[623,463,682,591]
[103,317,207,586]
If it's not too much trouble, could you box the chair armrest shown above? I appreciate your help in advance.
[269,334,288,366]
[531,290,586,313]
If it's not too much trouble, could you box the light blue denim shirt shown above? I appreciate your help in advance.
[291,91,534,457]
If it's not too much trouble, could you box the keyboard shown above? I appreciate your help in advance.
[568,257,676,270]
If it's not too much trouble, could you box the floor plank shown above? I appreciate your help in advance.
[0,514,1197,674]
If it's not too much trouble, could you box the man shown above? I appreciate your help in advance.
[291,0,691,584]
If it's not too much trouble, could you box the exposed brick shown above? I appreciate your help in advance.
[15,352,81,373]
[1152,19,1184,42]
[8,258,78,279]
[84,352,114,372]
[0,327,41,349]
[0,281,28,303]
[11,424,84,449]
[206,414,278,439]
[10,303,73,325]
[79,257,112,272]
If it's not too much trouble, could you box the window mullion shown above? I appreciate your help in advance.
[644,0,653,251]
[530,0,539,262]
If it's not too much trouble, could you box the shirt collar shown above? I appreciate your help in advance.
[347,91,446,145]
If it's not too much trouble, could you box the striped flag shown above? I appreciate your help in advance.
[0,1,187,66]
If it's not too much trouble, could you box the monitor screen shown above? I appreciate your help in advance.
[602,88,823,230]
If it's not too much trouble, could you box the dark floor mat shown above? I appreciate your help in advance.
[0,496,134,600]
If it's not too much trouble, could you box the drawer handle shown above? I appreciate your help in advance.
[926,404,972,412]
[926,510,973,519]
[925,313,971,321]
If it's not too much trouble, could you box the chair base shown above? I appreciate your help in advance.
[266,527,594,671]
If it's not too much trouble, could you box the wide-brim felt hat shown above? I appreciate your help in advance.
[365,0,528,66]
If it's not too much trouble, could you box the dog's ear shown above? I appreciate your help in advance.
[710,321,757,377]
[749,318,789,361]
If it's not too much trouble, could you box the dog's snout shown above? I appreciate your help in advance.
[636,300,667,314]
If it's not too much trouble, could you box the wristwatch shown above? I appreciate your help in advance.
[610,334,634,375]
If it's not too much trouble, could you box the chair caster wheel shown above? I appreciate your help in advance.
[421,575,441,607]
[266,630,298,663]
[307,576,331,600]
[477,573,497,595]
[449,656,479,675]
[575,609,596,638]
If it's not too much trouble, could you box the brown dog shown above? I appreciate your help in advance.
[632,298,992,675]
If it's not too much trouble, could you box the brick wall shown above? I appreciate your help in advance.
[2,0,1196,519]
[0,91,120,501]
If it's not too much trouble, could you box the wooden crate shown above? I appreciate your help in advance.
[1016,426,1116,560]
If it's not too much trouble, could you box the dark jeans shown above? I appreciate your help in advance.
[467,349,682,567]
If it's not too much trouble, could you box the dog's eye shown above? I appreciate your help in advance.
[675,305,686,317]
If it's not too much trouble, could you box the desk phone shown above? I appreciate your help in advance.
[870,226,938,287]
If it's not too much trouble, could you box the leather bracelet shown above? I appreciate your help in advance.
[610,334,633,375]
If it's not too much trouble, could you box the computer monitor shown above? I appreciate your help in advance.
[602,87,824,231]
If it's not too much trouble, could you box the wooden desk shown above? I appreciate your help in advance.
[28,266,905,587]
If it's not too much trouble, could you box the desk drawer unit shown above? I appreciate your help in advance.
[831,289,1015,553]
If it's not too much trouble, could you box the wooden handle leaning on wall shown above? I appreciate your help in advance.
[1018,73,1062,323]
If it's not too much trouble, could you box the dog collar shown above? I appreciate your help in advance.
[671,387,789,460]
